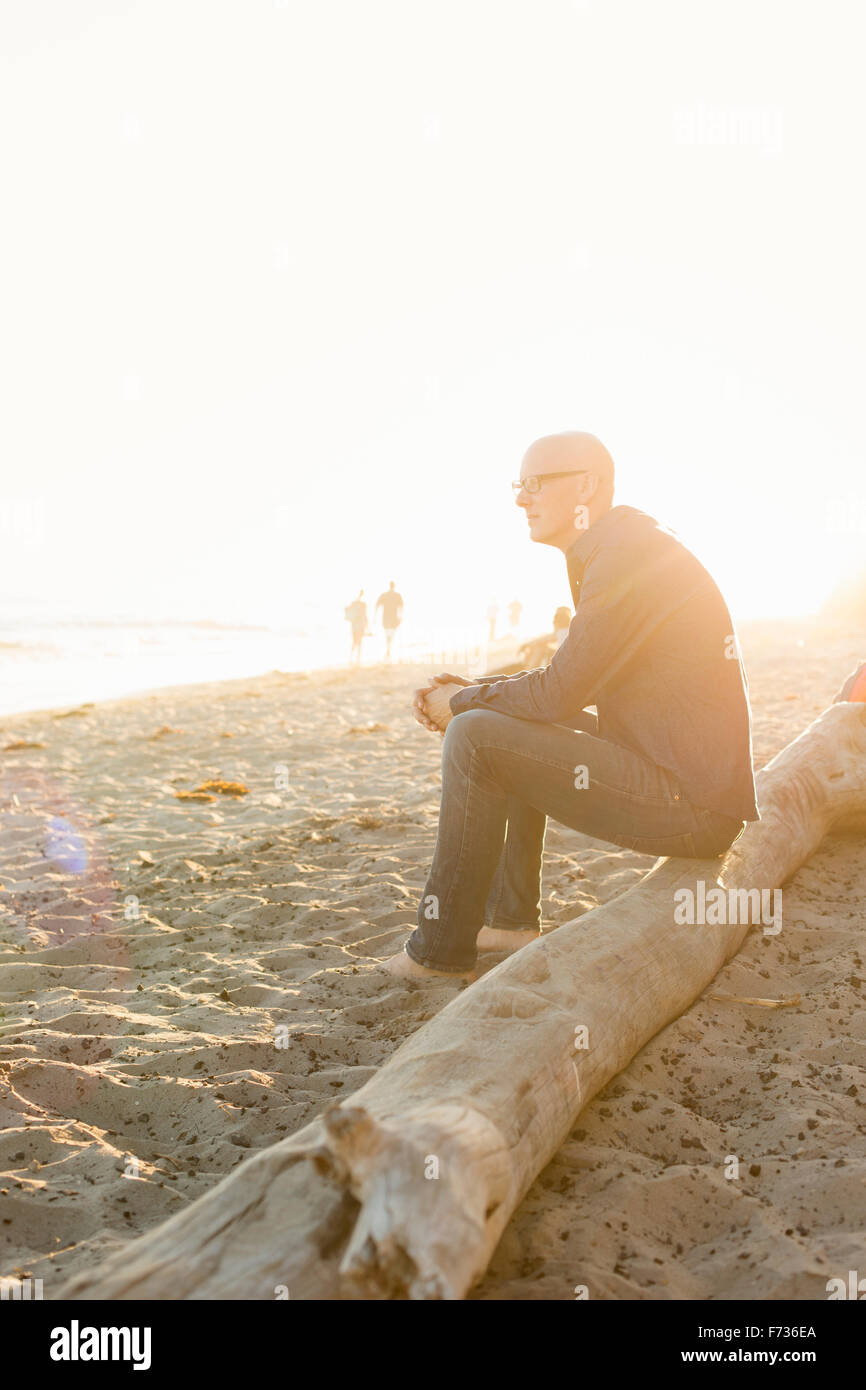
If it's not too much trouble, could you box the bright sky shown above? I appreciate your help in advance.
[3,0,865,645]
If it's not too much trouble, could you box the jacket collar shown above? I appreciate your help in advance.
[566,505,625,589]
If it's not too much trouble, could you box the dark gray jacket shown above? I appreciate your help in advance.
[449,505,760,822]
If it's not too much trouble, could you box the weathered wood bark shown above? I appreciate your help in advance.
[62,699,866,1300]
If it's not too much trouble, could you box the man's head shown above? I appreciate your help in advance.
[514,431,615,551]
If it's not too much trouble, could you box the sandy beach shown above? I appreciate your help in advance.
[1,617,865,1301]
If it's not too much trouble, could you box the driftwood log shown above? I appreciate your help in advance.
[62,697,866,1300]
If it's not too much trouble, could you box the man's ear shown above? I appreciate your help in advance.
[574,471,599,504]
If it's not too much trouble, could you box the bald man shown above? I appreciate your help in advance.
[385,431,760,980]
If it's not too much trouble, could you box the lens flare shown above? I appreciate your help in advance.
[44,817,88,875]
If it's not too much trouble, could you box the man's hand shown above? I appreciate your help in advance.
[422,682,464,732]
[412,673,474,734]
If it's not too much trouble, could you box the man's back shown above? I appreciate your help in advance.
[572,508,758,822]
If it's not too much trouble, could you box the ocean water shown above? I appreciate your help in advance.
[0,618,343,718]
[0,616,495,718]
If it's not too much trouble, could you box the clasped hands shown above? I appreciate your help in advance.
[412,672,474,734]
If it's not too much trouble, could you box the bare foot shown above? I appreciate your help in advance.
[476,925,540,953]
[382,948,475,982]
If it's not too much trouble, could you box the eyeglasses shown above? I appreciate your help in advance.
[511,470,587,496]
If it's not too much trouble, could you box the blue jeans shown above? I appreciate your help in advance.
[406,708,745,973]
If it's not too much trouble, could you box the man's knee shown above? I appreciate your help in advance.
[443,708,505,762]
[443,707,491,742]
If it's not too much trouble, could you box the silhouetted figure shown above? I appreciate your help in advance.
[344,589,368,664]
[508,599,523,632]
[487,600,499,643]
[376,581,404,661]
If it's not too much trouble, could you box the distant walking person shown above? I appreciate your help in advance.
[376,581,404,661]
[508,599,523,632]
[344,589,368,665]
[487,601,499,643]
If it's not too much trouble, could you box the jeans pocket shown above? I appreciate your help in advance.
[623,826,701,857]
